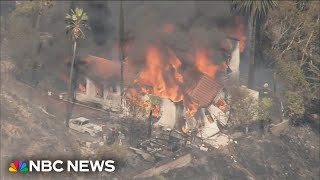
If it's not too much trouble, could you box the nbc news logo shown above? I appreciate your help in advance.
[9,160,28,172]
[8,159,115,173]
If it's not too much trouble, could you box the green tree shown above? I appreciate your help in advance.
[229,86,273,133]
[232,0,277,88]
[148,94,161,106]
[229,86,259,132]
[262,1,320,117]
[306,60,320,99]
[65,7,88,127]
[258,97,273,120]
[285,91,305,119]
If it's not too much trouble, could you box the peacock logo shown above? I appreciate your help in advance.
[9,160,28,172]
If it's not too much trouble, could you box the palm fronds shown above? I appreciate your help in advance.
[65,7,89,41]
[232,0,277,17]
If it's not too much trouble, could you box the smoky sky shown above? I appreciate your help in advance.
[81,1,114,46]
[18,1,238,85]
[77,1,235,63]
[120,1,233,64]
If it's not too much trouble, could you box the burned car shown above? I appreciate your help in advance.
[69,117,102,137]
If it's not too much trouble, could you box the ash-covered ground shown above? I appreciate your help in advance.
[164,127,319,180]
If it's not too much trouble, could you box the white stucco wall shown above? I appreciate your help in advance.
[229,41,240,83]
[75,77,122,112]
[154,98,177,129]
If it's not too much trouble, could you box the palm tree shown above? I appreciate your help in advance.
[232,1,277,89]
[65,7,88,127]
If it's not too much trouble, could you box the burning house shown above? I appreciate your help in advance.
[157,39,240,138]
[71,55,138,112]
[60,2,248,142]
[64,36,241,140]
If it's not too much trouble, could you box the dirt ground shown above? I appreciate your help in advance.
[0,73,155,180]
[162,126,319,180]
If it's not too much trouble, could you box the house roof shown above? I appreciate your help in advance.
[188,75,224,107]
[76,55,138,85]
[76,55,120,81]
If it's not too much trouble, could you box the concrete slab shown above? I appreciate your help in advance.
[154,99,176,129]
[204,133,231,149]
[197,120,220,139]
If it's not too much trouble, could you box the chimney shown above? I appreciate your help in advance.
[228,40,240,84]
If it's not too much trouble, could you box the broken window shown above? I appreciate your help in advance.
[78,76,87,93]
[94,82,104,98]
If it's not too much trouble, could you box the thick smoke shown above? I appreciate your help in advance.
[6,1,238,88]
[74,1,236,63]
[116,1,234,65]
[81,1,114,46]
[41,1,236,65]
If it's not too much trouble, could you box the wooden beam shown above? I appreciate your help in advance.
[133,153,192,179]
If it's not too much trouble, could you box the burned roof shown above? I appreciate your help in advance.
[76,55,138,85]
[77,55,120,80]
[188,75,224,107]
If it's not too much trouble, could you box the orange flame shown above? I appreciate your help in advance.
[152,104,160,117]
[126,20,241,118]
[79,83,86,93]
[184,99,199,118]
[128,44,229,117]
[126,88,150,115]
[95,84,102,96]
[129,45,205,117]
[168,49,183,83]
[137,45,184,102]
[194,48,218,78]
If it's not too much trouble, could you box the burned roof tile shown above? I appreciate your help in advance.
[189,75,224,107]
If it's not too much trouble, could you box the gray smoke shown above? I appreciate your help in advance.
[76,1,235,64]
[4,1,237,88]
[117,1,233,64]
[43,1,235,64]
[81,1,114,46]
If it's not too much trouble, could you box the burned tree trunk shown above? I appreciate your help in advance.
[65,41,77,128]
[247,10,257,89]
[147,110,153,138]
